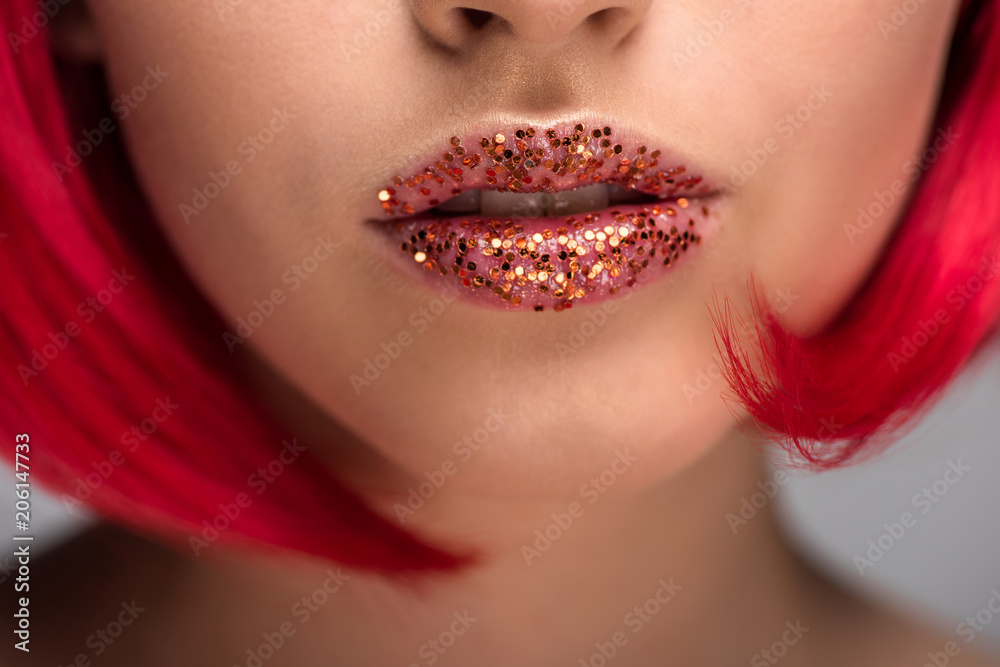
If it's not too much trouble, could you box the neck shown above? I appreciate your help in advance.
[186,399,833,666]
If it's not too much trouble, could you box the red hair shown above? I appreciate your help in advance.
[0,0,470,574]
[0,0,996,573]
[714,0,1000,467]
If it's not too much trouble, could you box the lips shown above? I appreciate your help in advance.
[369,121,718,312]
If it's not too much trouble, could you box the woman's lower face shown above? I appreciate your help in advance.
[74,0,962,503]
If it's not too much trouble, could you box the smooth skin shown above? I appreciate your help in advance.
[22,1,1000,665]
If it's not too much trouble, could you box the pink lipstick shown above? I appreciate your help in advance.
[370,122,718,312]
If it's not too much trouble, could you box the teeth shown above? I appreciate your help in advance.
[480,191,555,218]
[437,184,623,218]
[433,184,656,218]
[433,189,481,214]
[548,185,609,216]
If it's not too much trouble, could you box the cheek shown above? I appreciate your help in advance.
[677,3,961,336]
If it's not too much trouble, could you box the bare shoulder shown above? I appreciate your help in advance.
[0,522,188,667]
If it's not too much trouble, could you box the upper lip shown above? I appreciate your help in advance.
[373,118,721,220]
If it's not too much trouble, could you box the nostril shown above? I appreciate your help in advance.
[586,7,626,30]
[459,8,493,30]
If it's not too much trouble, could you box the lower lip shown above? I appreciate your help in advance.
[372,197,715,312]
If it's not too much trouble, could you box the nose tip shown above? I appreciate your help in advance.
[409,0,652,52]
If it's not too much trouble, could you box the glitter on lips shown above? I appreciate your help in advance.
[377,124,708,312]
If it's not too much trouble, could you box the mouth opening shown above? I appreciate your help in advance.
[371,122,719,311]
[428,183,664,219]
